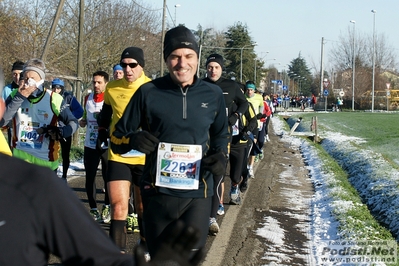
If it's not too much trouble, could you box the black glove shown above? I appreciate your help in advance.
[134,220,203,266]
[202,151,227,176]
[130,131,160,155]
[42,125,62,141]
[228,113,238,126]
[96,129,108,152]
[256,113,266,119]
[240,131,250,141]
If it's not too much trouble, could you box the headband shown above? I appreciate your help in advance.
[23,66,45,80]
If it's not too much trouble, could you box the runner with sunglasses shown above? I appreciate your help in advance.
[97,47,151,253]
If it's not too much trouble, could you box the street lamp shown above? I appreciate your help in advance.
[292,75,302,95]
[289,73,297,95]
[274,62,281,94]
[371,9,376,112]
[240,42,257,82]
[299,77,306,95]
[254,58,257,83]
[174,4,181,26]
[350,20,356,111]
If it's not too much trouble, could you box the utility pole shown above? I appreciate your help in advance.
[41,0,66,62]
[371,10,377,112]
[319,37,324,97]
[74,0,84,146]
[197,30,203,77]
[350,20,356,111]
[160,0,167,77]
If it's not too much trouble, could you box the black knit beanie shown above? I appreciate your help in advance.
[205,54,224,69]
[120,47,145,67]
[12,61,24,71]
[163,26,199,61]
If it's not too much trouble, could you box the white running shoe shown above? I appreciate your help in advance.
[209,217,219,235]
[248,168,255,179]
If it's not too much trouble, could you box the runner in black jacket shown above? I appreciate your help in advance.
[111,26,229,257]
[203,53,249,234]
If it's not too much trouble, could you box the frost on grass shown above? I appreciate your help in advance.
[273,115,397,265]
[322,131,399,240]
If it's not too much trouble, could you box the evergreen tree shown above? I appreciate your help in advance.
[288,53,313,96]
[224,22,256,83]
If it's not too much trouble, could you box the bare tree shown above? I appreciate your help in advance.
[329,26,398,107]
[0,0,162,88]
[194,25,227,78]
[0,0,54,80]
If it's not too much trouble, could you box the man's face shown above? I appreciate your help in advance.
[52,86,62,94]
[246,88,255,97]
[92,75,107,94]
[166,48,198,88]
[24,70,41,83]
[113,70,124,80]
[206,62,222,82]
[12,70,22,84]
[121,58,143,83]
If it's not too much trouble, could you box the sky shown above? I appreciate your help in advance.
[144,0,399,74]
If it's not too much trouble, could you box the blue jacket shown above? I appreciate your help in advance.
[62,91,83,120]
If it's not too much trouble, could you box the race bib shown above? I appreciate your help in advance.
[232,119,239,136]
[156,142,202,190]
[19,121,45,149]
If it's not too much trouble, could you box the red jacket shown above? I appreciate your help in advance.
[260,101,272,122]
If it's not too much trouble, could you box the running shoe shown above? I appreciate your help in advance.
[126,215,134,233]
[217,204,225,215]
[240,180,248,193]
[101,205,111,224]
[254,155,259,162]
[90,209,101,222]
[209,217,219,236]
[248,168,255,179]
[259,153,264,160]
[126,214,139,233]
[137,239,151,262]
[229,185,241,205]
[265,134,270,142]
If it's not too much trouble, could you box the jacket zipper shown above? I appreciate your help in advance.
[180,86,187,119]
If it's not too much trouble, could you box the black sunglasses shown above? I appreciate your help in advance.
[120,62,139,69]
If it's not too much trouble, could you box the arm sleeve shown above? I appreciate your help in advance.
[97,103,113,129]
[81,95,89,120]
[246,103,258,133]
[58,102,79,138]
[234,84,249,115]
[0,91,25,127]
[2,85,12,101]
[36,167,133,265]
[69,97,84,119]
[208,91,230,155]
[110,90,143,155]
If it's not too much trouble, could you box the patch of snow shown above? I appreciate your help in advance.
[256,115,397,265]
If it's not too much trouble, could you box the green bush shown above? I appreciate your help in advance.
[57,146,83,164]
[69,146,84,161]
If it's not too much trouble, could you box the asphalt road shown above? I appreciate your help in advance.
[48,120,314,266]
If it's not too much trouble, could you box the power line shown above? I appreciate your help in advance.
[166,5,175,27]
[131,1,175,27]
[131,0,163,11]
